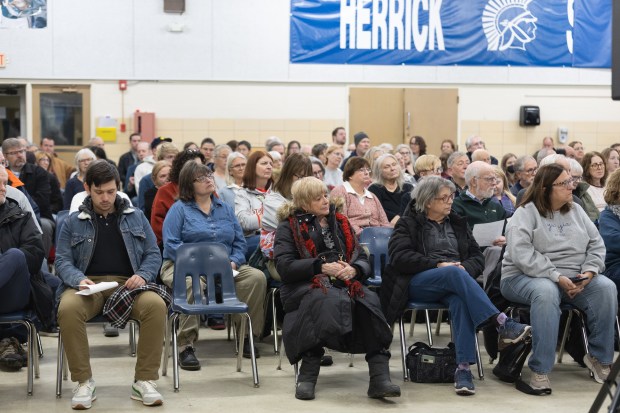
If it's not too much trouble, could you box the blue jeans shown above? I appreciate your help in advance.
[0,248,31,313]
[408,266,499,364]
[501,274,617,374]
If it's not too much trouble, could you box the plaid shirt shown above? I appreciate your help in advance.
[102,284,171,328]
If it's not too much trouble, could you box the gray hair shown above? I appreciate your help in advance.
[372,153,405,190]
[513,155,536,172]
[447,151,468,168]
[214,144,232,158]
[465,135,481,151]
[464,161,490,186]
[412,176,456,214]
[539,153,566,167]
[265,136,284,152]
[536,148,556,164]
[1,137,21,153]
[569,158,583,175]
[395,144,413,162]
[74,148,97,169]
[225,151,246,185]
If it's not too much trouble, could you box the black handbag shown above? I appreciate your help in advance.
[406,342,457,383]
[492,336,532,383]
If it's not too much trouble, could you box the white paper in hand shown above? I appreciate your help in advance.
[75,281,119,296]
[232,270,240,278]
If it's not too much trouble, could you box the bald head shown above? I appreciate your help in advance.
[472,149,491,164]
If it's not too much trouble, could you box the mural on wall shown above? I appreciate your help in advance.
[0,0,47,29]
[290,0,610,68]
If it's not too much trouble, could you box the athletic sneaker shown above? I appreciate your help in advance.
[71,378,96,410]
[530,372,552,393]
[131,380,164,406]
[584,354,611,384]
[498,318,532,350]
[0,337,24,370]
[454,369,475,395]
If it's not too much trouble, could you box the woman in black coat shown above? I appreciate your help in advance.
[381,176,531,396]
[274,177,399,401]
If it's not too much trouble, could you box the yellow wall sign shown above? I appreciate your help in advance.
[95,127,117,143]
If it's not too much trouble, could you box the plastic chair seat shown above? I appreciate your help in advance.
[359,226,393,287]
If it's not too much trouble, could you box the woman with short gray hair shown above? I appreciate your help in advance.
[382,176,531,396]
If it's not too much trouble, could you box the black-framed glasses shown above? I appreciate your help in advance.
[5,148,25,156]
[571,175,583,183]
[590,162,605,169]
[434,192,456,203]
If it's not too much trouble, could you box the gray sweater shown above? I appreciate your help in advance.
[502,202,605,282]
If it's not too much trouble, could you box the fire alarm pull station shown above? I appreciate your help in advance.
[119,80,127,91]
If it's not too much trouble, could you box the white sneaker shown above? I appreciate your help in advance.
[584,353,611,384]
[131,380,164,406]
[72,378,96,410]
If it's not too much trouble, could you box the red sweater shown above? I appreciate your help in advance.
[150,182,178,245]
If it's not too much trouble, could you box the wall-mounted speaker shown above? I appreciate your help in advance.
[519,105,540,126]
[164,0,185,14]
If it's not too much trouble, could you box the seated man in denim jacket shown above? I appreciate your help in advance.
[55,160,166,410]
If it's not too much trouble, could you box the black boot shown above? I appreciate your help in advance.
[295,349,323,400]
[366,350,401,399]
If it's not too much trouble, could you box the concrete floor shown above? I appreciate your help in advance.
[0,323,614,413]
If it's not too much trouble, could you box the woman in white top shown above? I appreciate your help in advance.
[235,150,274,238]
[582,151,608,211]
[218,152,246,208]
[212,144,232,192]
[324,145,344,190]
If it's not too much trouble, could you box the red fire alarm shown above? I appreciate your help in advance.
[119,80,127,91]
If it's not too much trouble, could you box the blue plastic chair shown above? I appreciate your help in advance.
[359,227,393,287]
[398,301,485,381]
[54,210,69,246]
[0,310,40,395]
[162,242,259,391]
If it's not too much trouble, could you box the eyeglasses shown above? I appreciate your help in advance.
[434,192,456,203]
[5,148,25,156]
[78,158,94,163]
[313,171,324,178]
[357,168,371,174]
[571,175,583,183]
[522,167,538,175]
[231,163,246,169]
[590,162,605,169]
[398,151,410,156]
[476,176,500,183]
[553,178,576,189]
[194,174,214,182]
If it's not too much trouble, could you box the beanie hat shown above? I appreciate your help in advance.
[354,132,369,147]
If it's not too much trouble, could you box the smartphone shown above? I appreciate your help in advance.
[569,276,588,283]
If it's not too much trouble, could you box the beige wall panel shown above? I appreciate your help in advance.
[209,119,235,131]
[259,119,285,131]
[235,119,260,131]
[183,119,209,131]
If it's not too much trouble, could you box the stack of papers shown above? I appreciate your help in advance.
[75,281,119,296]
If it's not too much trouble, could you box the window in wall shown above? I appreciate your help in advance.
[32,85,90,146]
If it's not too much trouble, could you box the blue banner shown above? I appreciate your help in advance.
[290,0,611,68]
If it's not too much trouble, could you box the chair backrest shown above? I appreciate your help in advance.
[359,226,393,279]
[55,210,70,245]
[172,242,240,311]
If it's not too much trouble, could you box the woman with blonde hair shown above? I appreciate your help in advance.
[395,144,415,178]
[362,147,385,181]
[218,152,246,207]
[368,154,413,224]
[62,148,97,210]
[324,145,345,189]
[492,166,516,217]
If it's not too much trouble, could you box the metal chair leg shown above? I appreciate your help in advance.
[24,321,34,395]
[244,313,260,388]
[162,316,170,377]
[277,335,284,370]
[56,332,64,398]
[399,315,410,382]
[36,330,43,358]
[271,289,279,354]
[171,314,180,392]
[435,309,443,336]
[424,310,433,346]
[349,353,354,367]
[129,321,137,357]
[408,309,417,339]
[474,330,484,380]
[557,310,574,363]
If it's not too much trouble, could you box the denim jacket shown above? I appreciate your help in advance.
[55,195,162,304]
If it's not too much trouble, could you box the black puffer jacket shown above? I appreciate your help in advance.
[0,198,44,275]
[274,202,392,363]
[380,200,484,325]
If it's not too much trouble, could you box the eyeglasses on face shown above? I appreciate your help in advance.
[434,192,456,203]
[231,163,246,169]
[194,173,214,183]
[522,167,538,175]
[5,148,25,156]
[590,162,605,169]
[357,168,371,174]
[571,175,583,183]
[78,158,94,163]
[553,178,577,189]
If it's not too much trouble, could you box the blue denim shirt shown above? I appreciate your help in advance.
[162,195,247,267]
[55,196,162,304]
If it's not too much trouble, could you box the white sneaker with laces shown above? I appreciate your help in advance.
[72,378,96,410]
[584,353,611,384]
[131,380,164,406]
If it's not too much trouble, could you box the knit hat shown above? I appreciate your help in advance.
[354,132,369,147]
[150,137,172,150]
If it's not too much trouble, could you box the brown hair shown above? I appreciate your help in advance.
[343,156,370,181]
[272,153,312,200]
[604,168,620,205]
[178,162,213,202]
[242,150,274,190]
[581,151,608,187]
[520,164,572,217]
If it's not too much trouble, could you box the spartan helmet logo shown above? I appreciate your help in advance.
[482,0,538,51]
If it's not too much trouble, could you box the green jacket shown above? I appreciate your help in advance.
[573,182,600,222]
[451,191,507,230]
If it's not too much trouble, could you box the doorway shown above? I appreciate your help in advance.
[0,85,24,142]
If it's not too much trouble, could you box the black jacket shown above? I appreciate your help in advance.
[0,198,44,275]
[380,200,484,325]
[18,163,52,220]
[274,203,391,363]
